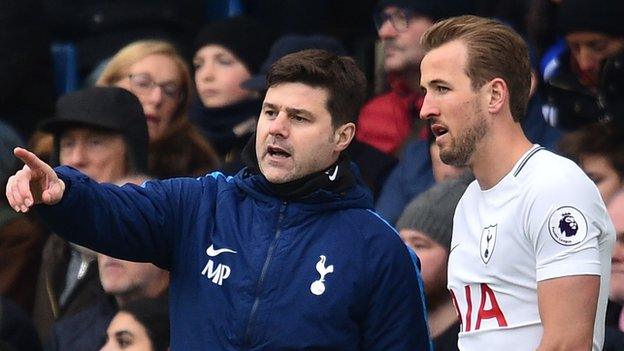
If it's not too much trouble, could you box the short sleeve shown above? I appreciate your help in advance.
[524,173,607,282]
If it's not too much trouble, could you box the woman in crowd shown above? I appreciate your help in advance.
[189,17,272,172]
[97,40,220,178]
[100,298,169,351]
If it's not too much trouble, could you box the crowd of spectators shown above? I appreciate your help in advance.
[1,0,623,350]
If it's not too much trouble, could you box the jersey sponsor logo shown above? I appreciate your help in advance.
[548,206,588,246]
[480,225,497,264]
[450,283,508,332]
[201,244,237,286]
[310,255,334,296]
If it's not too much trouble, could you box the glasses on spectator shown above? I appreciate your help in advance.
[127,73,184,102]
[373,8,414,32]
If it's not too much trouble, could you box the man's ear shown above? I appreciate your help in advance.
[333,122,356,152]
[487,78,507,114]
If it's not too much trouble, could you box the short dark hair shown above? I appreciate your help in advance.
[558,122,624,178]
[117,297,169,351]
[266,49,367,128]
[421,15,531,122]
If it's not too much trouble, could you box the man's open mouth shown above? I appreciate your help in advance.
[267,145,291,158]
[431,124,448,138]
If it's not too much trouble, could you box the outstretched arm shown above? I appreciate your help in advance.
[6,147,66,212]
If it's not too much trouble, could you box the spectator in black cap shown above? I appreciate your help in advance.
[188,17,272,172]
[396,173,472,351]
[357,0,474,156]
[31,87,150,342]
[541,0,624,130]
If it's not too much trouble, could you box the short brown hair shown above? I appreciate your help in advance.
[266,49,367,127]
[421,15,531,122]
[558,122,624,179]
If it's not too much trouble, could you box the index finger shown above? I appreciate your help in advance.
[14,147,51,171]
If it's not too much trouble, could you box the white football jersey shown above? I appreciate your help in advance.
[448,145,615,350]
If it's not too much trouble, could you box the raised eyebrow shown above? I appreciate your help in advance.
[285,107,313,118]
[262,102,279,110]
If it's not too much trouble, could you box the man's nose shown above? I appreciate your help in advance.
[378,20,398,39]
[576,47,600,74]
[419,94,439,120]
[63,145,88,169]
[268,112,290,138]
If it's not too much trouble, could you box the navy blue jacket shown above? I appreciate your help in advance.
[37,166,432,351]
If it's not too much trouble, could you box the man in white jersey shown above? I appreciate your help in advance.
[419,15,615,350]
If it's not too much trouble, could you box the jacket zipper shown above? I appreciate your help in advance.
[243,202,287,347]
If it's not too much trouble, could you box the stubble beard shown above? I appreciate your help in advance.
[439,101,488,167]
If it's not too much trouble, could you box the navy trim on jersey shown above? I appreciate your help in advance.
[514,147,546,177]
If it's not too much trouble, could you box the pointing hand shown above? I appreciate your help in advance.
[5,147,66,212]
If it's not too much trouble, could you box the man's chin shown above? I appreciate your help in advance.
[261,167,293,184]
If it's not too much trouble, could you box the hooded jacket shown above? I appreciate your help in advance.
[36,165,431,351]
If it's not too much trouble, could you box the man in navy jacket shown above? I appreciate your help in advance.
[6,49,431,350]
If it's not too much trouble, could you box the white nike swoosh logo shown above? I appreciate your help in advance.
[328,165,339,181]
[206,244,237,257]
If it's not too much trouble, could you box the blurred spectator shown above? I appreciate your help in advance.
[376,134,467,224]
[396,173,472,350]
[32,87,148,342]
[100,297,169,351]
[241,34,397,198]
[542,0,624,130]
[356,0,473,156]
[46,248,169,350]
[0,121,49,313]
[558,122,624,204]
[188,17,272,173]
[605,190,624,351]
[0,296,42,351]
[0,0,55,139]
[96,40,220,178]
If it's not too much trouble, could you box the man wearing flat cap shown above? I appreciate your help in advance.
[32,87,149,342]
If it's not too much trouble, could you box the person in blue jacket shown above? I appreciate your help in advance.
[6,49,432,351]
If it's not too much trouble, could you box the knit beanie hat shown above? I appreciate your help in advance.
[396,172,473,250]
[194,17,272,74]
[376,0,474,22]
[557,0,624,37]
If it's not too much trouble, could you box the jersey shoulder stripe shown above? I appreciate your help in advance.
[513,146,546,177]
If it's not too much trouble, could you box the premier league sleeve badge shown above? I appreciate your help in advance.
[548,206,588,246]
